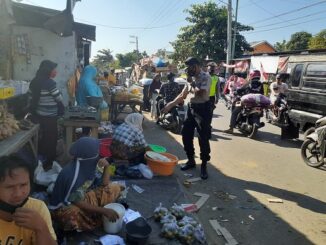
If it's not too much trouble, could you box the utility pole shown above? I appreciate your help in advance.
[226,0,232,79]
[130,35,139,62]
[231,0,239,60]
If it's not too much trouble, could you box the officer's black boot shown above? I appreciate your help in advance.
[181,158,196,171]
[200,162,208,180]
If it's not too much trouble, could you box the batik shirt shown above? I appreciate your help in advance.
[159,81,180,103]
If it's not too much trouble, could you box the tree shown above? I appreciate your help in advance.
[170,2,253,63]
[309,29,326,49]
[274,40,287,52]
[92,49,114,70]
[286,31,312,51]
[116,50,148,68]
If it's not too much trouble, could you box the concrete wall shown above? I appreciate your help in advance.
[11,25,78,104]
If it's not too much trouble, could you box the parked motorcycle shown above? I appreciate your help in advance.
[301,117,326,168]
[266,93,289,126]
[156,97,186,134]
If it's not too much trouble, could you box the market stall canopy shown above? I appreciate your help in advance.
[10,1,95,41]
[250,56,279,74]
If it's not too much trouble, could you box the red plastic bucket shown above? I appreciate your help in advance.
[100,138,113,157]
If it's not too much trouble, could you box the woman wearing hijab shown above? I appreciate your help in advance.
[49,137,122,231]
[28,60,64,170]
[76,65,107,108]
[111,113,149,163]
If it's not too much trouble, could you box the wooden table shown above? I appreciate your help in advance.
[63,119,100,152]
[0,124,39,160]
[110,99,143,121]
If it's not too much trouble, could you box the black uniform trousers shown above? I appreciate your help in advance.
[182,101,211,162]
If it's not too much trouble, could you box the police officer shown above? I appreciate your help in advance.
[163,57,212,179]
[207,62,219,138]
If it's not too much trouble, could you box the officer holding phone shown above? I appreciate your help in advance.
[163,57,212,179]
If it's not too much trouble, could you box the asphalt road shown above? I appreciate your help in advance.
[144,102,326,245]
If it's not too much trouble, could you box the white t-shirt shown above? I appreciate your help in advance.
[270,82,288,97]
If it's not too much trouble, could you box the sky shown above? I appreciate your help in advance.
[14,0,326,58]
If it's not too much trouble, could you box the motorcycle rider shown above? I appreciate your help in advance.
[162,57,211,179]
[223,74,246,111]
[269,73,288,121]
[224,70,264,134]
[156,72,180,122]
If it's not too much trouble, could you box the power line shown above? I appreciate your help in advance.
[147,0,186,29]
[245,15,326,34]
[249,0,297,27]
[75,18,186,30]
[253,9,326,29]
[247,0,326,25]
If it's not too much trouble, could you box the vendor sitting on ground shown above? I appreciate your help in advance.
[111,113,150,163]
[49,137,122,232]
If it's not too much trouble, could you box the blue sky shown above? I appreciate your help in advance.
[16,0,326,58]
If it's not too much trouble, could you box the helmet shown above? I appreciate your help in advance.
[249,70,261,80]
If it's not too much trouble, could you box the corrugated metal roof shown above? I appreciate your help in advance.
[11,2,95,41]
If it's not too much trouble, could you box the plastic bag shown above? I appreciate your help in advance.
[153,203,169,221]
[129,163,153,179]
[177,224,195,245]
[178,216,198,227]
[34,161,62,188]
[194,224,206,244]
[170,203,185,220]
[160,214,177,224]
[161,221,179,239]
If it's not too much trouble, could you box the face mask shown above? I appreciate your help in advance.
[0,197,29,214]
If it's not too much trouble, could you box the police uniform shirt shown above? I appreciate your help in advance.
[189,71,212,104]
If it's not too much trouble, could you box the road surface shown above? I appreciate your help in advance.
[144,102,326,245]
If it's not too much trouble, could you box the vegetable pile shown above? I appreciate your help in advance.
[0,105,19,140]
[154,203,206,244]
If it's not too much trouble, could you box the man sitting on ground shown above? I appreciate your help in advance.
[0,155,57,245]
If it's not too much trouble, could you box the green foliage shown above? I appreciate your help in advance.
[116,50,148,67]
[274,40,287,52]
[92,49,115,70]
[309,29,326,49]
[286,31,312,51]
[170,2,253,63]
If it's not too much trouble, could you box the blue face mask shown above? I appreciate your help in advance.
[0,197,29,214]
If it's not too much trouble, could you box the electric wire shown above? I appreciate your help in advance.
[247,0,326,25]
[245,15,326,34]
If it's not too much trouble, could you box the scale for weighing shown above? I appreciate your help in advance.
[64,106,100,121]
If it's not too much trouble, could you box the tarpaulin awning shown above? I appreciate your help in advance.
[277,56,289,73]
[250,56,279,74]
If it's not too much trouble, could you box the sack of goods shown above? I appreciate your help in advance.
[241,94,271,108]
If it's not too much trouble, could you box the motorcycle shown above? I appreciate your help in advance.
[234,93,270,138]
[266,93,289,126]
[235,103,266,138]
[156,96,186,134]
[301,116,326,168]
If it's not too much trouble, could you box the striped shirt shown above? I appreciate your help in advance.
[30,79,63,116]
